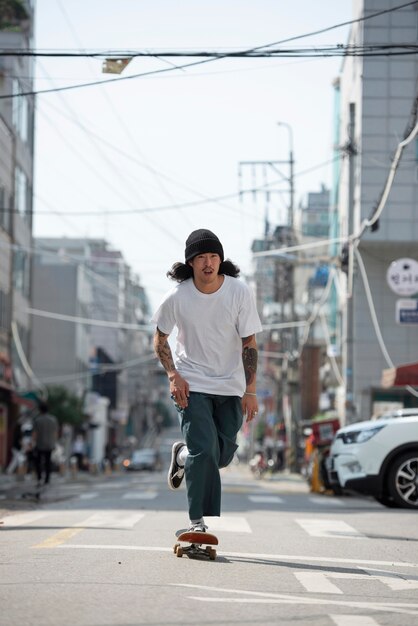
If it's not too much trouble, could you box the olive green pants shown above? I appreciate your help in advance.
[176,392,243,520]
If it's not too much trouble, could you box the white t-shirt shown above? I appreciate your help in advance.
[152,275,263,396]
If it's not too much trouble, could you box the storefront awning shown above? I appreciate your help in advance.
[381,362,418,388]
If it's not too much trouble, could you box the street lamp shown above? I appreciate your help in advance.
[277,121,294,229]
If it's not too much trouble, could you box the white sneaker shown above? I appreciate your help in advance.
[168,442,186,490]
[188,521,208,533]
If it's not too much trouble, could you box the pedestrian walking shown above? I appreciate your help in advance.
[32,401,59,487]
[152,228,263,532]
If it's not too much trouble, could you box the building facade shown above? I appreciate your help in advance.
[0,0,36,468]
[31,238,153,449]
[337,0,418,422]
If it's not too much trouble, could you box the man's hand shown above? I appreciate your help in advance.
[169,372,190,409]
[242,393,258,423]
[154,327,190,409]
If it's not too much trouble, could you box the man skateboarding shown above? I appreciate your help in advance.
[152,229,262,534]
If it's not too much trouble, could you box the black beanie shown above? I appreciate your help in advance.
[184,229,224,263]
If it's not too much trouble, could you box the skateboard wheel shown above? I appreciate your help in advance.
[209,548,216,560]
[173,543,180,554]
[176,546,183,558]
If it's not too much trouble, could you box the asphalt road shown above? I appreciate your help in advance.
[1,433,418,626]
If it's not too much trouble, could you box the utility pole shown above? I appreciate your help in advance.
[342,104,357,425]
[240,123,300,472]
[277,122,299,472]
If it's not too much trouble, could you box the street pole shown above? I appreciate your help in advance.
[344,104,357,425]
[277,122,294,228]
[277,121,299,472]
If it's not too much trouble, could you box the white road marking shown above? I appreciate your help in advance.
[54,545,418,570]
[59,544,172,552]
[296,518,365,538]
[74,511,145,528]
[122,491,158,500]
[173,583,418,615]
[309,497,345,506]
[78,493,98,500]
[362,568,418,592]
[295,572,343,594]
[205,516,252,533]
[95,482,127,489]
[1,511,47,526]
[295,570,418,595]
[248,495,283,504]
[330,616,379,625]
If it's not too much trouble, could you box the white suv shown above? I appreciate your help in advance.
[327,414,418,509]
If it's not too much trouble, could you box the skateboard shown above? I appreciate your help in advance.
[173,529,218,560]
[22,483,47,502]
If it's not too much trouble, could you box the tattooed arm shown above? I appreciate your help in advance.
[153,327,189,408]
[242,334,259,422]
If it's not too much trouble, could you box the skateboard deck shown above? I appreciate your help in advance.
[174,529,218,560]
[22,484,47,502]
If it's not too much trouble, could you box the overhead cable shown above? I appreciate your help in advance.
[1,1,416,100]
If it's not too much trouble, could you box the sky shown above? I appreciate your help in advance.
[33,0,353,313]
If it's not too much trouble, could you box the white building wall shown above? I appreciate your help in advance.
[338,0,418,421]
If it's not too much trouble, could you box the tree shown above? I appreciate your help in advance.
[0,0,29,31]
[44,386,85,427]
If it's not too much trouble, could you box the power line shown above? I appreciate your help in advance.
[4,156,340,217]
[2,44,417,59]
[26,307,153,332]
[1,1,416,100]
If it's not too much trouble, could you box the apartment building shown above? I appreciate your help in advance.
[337,0,418,421]
[31,238,153,446]
[0,1,35,467]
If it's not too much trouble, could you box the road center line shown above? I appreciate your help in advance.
[33,527,84,548]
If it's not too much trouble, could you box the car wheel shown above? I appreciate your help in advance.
[387,452,418,509]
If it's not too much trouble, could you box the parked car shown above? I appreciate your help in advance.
[376,408,418,420]
[122,448,159,471]
[326,414,418,509]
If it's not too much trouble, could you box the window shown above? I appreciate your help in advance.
[0,184,11,232]
[0,290,11,331]
[14,166,28,216]
[12,249,30,298]
[12,80,29,143]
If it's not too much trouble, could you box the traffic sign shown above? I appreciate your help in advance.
[387,258,418,296]
[396,299,418,324]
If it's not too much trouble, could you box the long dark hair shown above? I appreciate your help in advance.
[167,259,240,283]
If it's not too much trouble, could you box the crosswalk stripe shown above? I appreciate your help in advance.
[121,491,158,500]
[296,518,365,539]
[75,511,145,528]
[248,495,283,504]
[309,497,345,506]
[330,614,380,625]
[1,511,47,526]
[205,516,252,533]
[294,572,343,594]
[78,493,98,500]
